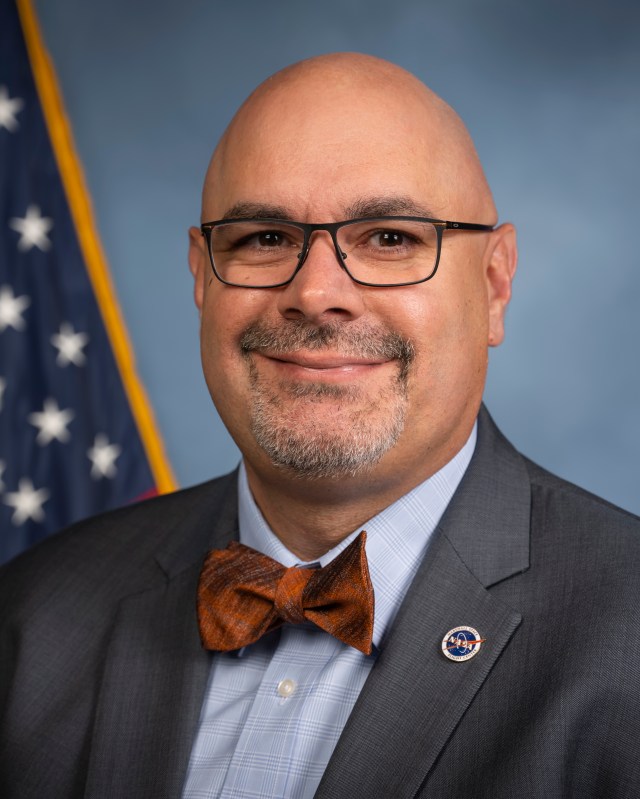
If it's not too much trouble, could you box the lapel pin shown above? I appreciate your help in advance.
[442,626,485,661]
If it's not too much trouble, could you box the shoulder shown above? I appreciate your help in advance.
[0,471,238,620]
[525,456,640,551]
[471,407,640,614]
[478,406,640,555]
[517,457,640,629]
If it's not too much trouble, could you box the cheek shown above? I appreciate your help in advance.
[391,276,489,397]
[200,283,268,360]
[200,304,229,386]
[198,287,261,413]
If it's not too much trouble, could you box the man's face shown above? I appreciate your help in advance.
[189,74,514,489]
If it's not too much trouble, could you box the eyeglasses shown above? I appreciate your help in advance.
[200,216,494,288]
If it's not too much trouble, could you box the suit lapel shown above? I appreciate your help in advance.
[84,472,239,799]
[316,408,530,798]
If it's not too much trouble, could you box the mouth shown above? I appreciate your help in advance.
[255,351,392,381]
[239,320,416,383]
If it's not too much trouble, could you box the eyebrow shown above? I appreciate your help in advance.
[343,196,440,220]
[220,196,441,223]
[222,202,293,221]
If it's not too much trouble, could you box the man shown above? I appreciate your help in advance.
[1,53,639,799]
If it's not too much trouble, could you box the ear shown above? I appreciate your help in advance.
[188,226,206,311]
[484,223,518,347]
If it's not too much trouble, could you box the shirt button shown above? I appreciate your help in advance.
[277,678,297,698]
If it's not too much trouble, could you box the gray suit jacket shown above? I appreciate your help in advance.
[1,407,640,798]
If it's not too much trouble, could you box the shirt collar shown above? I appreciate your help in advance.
[238,422,477,651]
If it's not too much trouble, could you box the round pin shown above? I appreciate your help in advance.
[441,626,484,662]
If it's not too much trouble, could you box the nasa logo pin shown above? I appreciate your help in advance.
[441,626,485,662]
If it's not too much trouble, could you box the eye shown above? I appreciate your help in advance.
[375,230,406,247]
[255,230,285,247]
[364,227,419,251]
[229,229,290,249]
[235,226,302,252]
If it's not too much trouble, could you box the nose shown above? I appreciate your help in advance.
[276,231,366,324]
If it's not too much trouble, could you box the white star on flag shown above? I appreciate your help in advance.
[0,85,24,132]
[0,285,30,332]
[4,478,50,525]
[28,398,75,445]
[9,204,54,252]
[88,434,122,479]
[0,460,5,492]
[0,377,6,411]
[50,322,89,366]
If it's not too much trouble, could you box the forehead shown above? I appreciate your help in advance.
[207,81,456,221]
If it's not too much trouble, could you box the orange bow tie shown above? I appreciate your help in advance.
[197,531,374,655]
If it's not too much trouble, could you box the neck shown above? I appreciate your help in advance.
[243,447,454,561]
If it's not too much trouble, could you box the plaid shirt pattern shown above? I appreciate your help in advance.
[182,425,476,798]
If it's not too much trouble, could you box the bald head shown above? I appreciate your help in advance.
[204,53,496,224]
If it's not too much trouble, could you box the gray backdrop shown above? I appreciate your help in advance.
[35,0,640,514]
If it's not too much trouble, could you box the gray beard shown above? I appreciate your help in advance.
[241,320,415,479]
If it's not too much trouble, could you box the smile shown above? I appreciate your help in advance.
[254,351,393,381]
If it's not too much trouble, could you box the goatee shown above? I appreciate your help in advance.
[240,320,415,479]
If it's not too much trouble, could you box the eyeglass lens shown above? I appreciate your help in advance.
[208,219,440,287]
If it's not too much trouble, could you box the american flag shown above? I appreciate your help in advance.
[0,0,176,564]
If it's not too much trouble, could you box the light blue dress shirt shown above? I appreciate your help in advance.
[182,424,476,799]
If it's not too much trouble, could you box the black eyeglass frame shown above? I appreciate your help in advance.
[200,216,495,289]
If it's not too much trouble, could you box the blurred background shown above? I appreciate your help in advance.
[34,0,640,513]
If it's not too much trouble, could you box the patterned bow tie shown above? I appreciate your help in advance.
[197,530,374,655]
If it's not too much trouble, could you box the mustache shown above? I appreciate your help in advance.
[239,320,416,370]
